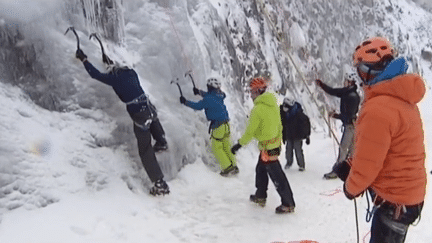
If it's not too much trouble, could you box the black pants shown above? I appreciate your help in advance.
[255,157,295,207]
[150,117,167,145]
[133,124,164,182]
[370,203,423,243]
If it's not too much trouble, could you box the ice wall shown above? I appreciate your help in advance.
[80,0,125,43]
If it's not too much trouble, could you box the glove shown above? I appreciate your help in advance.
[332,158,352,182]
[75,49,87,62]
[329,111,340,119]
[193,87,200,95]
[180,96,186,104]
[102,54,112,65]
[305,137,310,145]
[315,79,324,88]
[231,143,242,155]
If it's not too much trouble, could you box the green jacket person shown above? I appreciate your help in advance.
[231,77,295,214]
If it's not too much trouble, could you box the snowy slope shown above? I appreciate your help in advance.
[0,79,431,242]
[0,0,432,242]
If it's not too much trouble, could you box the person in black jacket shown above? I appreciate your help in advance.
[75,49,169,196]
[280,98,311,171]
[316,72,360,179]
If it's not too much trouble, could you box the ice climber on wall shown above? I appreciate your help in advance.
[179,76,239,176]
[75,49,170,196]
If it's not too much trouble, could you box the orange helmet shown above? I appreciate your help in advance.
[249,77,268,91]
[352,37,395,67]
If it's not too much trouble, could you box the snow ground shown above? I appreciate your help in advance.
[0,79,430,242]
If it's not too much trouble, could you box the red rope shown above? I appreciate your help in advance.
[319,187,342,196]
[162,5,194,72]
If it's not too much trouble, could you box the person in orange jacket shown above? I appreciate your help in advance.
[333,37,426,242]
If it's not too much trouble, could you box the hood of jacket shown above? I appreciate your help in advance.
[368,57,408,85]
[254,91,278,108]
[207,88,226,99]
[364,73,425,105]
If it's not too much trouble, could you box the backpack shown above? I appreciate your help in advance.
[297,112,311,139]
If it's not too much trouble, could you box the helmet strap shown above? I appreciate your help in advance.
[357,54,394,84]
[357,67,370,85]
[357,63,381,85]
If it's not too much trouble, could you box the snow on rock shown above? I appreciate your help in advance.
[289,22,307,50]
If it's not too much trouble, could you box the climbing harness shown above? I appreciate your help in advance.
[125,93,149,106]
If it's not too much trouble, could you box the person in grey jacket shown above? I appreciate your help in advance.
[316,72,360,179]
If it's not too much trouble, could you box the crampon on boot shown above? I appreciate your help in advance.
[153,142,168,153]
[149,179,170,196]
[275,205,295,214]
[220,165,239,177]
[323,171,338,180]
[249,194,266,207]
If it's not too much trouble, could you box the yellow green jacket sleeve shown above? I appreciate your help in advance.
[238,105,260,146]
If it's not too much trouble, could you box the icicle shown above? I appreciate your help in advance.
[80,0,124,43]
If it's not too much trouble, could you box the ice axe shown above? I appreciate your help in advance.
[170,78,183,97]
[89,33,114,65]
[64,26,80,50]
[185,70,197,88]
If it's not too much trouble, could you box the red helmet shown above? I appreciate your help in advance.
[352,37,395,67]
[249,77,268,91]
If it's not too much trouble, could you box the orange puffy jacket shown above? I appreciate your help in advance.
[345,74,427,206]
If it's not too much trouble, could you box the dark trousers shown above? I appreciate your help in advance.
[150,117,167,145]
[370,203,423,243]
[285,139,305,168]
[133,124,164,182]
[255,157,295,207]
